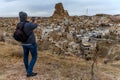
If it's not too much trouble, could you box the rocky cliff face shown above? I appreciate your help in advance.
[52,3,69,18]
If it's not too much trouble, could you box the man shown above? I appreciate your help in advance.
[18,11,38,77]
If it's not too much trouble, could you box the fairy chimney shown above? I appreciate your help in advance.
[52,3,69,18]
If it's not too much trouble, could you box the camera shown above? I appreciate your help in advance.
[31,17,35,22]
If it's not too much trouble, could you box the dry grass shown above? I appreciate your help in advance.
[0,42,120,80]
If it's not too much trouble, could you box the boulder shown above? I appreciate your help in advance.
[37,39,51,51]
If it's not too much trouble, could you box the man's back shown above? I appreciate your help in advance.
[18,22,38,44]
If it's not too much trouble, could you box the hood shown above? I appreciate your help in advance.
[19,11,27,22]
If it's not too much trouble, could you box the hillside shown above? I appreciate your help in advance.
[0,42,120,80]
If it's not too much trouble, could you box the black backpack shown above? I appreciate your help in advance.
[13,22,29,42]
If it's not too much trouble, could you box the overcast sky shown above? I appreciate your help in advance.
[0,0,120,17]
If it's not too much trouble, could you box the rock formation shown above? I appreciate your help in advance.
[52,3,69,18]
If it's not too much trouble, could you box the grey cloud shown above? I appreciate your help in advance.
[4,0,17,2]
[62,0,117,16]
[27,4,53,12]
[1,0,120,17]
[20,2,55,16]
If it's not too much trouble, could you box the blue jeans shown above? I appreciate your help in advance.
[22,43,37,75]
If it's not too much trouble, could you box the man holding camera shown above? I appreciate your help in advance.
[18,11,38,77]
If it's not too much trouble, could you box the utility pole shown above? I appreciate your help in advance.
[86,8,88,15]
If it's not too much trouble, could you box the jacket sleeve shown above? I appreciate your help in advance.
[30,23,38,30]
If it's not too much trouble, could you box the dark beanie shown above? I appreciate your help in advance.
[19,11,27,22]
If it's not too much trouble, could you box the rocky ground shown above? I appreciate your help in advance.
[0,42,120,80]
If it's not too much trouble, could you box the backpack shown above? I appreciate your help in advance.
[13,22,29,42]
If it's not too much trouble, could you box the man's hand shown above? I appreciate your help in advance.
[31,17,37,23]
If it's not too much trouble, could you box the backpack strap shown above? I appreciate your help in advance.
[21,21,29,30]
[21,22,26,31]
